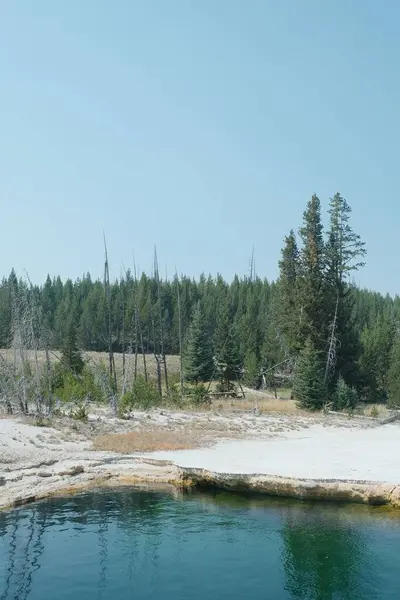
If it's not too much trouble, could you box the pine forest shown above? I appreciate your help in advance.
[1,193,400,415]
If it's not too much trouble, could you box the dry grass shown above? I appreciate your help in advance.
[92,429,201,454]
[214,389,301,415]
[361,403,390,419]
[0,349,181,382]
[232,398,300,414]
[84,351,181,380]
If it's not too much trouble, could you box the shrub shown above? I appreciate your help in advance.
[164,383,184,407]
[53,366,104,404]
[34,416,52,427]
[333,376,358,411]
[369,405,379,418]
[118,375,160,415]
[69,402,88,422]
[292,339,326,410]
[243,351,260,388]
[189,383,211,406]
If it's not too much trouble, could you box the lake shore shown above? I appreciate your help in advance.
[1,407,400,510]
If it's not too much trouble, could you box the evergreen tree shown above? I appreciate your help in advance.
[333,375,358,411]
[325,193,366,386]
[276,230,301,357]
[388,335,400,408]
[237,279,264,359]
[359,311,395,401]
[218,325,243,389]
[61,318,85,375]
[298,195,327,353]
[292,338,326,410]
[213,295,243,387]
[41,275,56,331]
[243,350,260,388]
[0,277,12,347]
[183,303,214,384]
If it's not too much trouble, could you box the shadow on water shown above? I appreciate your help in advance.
[0,487,399,599]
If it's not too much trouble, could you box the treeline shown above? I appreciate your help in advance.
[0,192,399,405]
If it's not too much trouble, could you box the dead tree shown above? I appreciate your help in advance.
[175,271,184,402]
[324,292,339,386]
[132,256,139,380]
[10,283,31,413]
[248,246,255,282]
[25,272,47,415]
[154,247,168,392]
[140,327,148,382]
[150,300,162,397]
[103,235,117,393]
[120,275,127,394]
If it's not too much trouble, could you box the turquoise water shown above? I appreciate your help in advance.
[1,489,399,599]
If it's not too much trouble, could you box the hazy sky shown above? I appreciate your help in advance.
[1,1,399,293]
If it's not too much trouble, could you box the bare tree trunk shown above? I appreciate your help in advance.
[154,247,168,392]
[324,292,339,386]
[175,273,184,402]
[11,286,29,413]
[134,316,139,379]
[120,281,126,395]
[44,347,53,414]
[163,356,168,392]
[25,273,42,414]
[103,235,117,393]
[133,257,139,380]
[140,329,148,382]
[152,308,162,397]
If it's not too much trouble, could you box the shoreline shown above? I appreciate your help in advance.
[3,454,400,511]
[2,409,400,511]
[3,463,400,512]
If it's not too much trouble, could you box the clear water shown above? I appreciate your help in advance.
[1,488,399,599]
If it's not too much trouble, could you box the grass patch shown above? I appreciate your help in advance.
[92,430,201,453]
[220,394,302,415]
[34,416,52,427]
[361,403,388,419]
[0,349,181,379]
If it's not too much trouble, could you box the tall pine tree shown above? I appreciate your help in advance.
[183,303,214,384]
[388,332,400,407]
[61,318,85,375]
[298,195,327,354]
[292,338,326,410]
[324,193,366,386]
[276,229,301,358]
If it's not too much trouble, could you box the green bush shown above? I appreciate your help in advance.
[164,383,184,407]
[69,402,88,422]
[370,405,379,418]
[53,366,104,404]
[189,383,211,406]
[333,376,358,411]
[118,375,160,415]
[34,416,52,427]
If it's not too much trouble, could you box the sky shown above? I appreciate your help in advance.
[0,1,399,294]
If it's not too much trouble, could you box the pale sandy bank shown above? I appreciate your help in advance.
[150,423,400,484]
[1,411,400,510]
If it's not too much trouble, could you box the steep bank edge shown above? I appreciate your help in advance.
[179,467,400,508]
[3,460,400,511]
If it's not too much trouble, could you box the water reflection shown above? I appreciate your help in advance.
[0,489,399,600]
[1,508,47,600]
[281,505,373,600]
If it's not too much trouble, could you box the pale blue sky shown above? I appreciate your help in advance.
[1,1,399,293]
